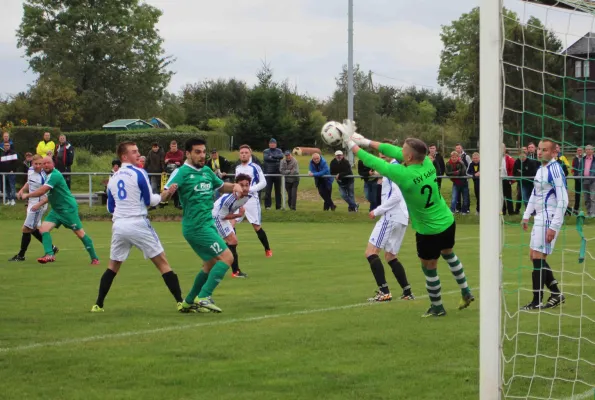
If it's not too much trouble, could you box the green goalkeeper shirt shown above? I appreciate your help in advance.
[44,168,78,213]
[357,143,454,235]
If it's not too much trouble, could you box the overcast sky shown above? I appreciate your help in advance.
[1,0,593,100]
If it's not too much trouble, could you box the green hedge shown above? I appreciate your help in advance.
[9,126,62,156]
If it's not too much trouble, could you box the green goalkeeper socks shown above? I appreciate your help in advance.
[198,261,229,298]
[184,270,209,304]
[422,266,442,307]
[80,235,98,260]
[441,252,471,296]
[42,232,54,256]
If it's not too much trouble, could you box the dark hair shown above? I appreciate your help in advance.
[429,143,437,148]
[170,140,177,145]
[404,138,428,161]
[185,138,207,152]
[235,173,252,184]
[117,141,136,159]
[239,144,252,151]
[112,159,122,167]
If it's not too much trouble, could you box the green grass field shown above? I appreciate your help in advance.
[0,217,593,399]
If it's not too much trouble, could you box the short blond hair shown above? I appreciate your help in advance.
[450,151,459,157]
[472,152,479,157]
[32,155,43,161]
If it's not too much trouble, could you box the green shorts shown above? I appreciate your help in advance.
[183,223,228,261]
[45,209,83,231]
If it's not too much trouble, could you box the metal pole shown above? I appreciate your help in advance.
[281,175,287,210]
[2,174,5,205]
[347,0,355,167]
[88,174,93,207]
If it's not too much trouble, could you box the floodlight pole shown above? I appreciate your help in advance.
[347,0,355,166]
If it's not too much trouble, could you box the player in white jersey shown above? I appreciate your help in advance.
[212,173,252,278]
[91,141,189,313]
[235,144,273,257]
[9,155,58,261]
[365,147,414,302]
[521,139,568,310]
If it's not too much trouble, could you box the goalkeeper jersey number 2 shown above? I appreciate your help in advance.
[357,143,454,235]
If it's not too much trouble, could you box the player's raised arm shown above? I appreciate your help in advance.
[355,148,407,185]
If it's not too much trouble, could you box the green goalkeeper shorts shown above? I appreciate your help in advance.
[183,223,228,261]
[45,209,84,231]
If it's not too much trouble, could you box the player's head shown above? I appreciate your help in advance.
[401,138,428,166]
[472,152,480,163]
[185,138,207,167]
[239,145,252,163]
[537,139,556,163]
[450,151,459,162]
[42,156,55,173]
[32,155,43,173]
[235,173,252,196]
[117,141,140,164]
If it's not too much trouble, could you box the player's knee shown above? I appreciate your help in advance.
[219,249,234,266]
[253,224,261,231]
[385,253,396,262]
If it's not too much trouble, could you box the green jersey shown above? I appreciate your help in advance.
[44,169,78,213]
[165,163,224,232]
[357,143,454,235]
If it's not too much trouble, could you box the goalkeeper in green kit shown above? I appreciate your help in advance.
[340,121,474,317]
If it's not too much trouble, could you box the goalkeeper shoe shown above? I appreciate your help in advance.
[37,255,55,264]
[368,290,392,302]
[8,254,25,262]
[422,305,447,318]
[542,294,565,309]
[196,297,222,313]
[520,301,542,311]
[177,301,197,314]
[90,305,104,313]
[458,293,475,310]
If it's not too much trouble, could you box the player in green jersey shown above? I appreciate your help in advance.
[19,156,99,265]
[163,138,244,313]
[340,121,474,317]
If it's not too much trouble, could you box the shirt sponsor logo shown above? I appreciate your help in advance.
[194,182,212,192]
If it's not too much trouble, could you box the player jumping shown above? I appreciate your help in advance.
[163,138,245,313]
[9,155,58,261]
[212,174,252,278]
[18,156,99,265]
[235,145,273,257]
[341,122,474,317]
[521,139,567,310]
[91,141,188,313]
[366,144,414,302]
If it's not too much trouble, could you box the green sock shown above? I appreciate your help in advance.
[441,253,471,296]
[42,232,54,256]
[198,261,229,298]
[422,265,443,307]
[80,235,98,260]
[184,270,209,304]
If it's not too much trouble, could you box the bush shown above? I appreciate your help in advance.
[8,126,62,157]
[173,125,200,133]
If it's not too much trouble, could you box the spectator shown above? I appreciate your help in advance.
[554,144,570,176]
[138,156,146,169]
[164,140,184,173]
[527,142,537,160]
[208,148,232,181]
[280,150,300,210]
[583,145,595,217]
[455,144,471,211]
[330,150,358,212]
[0,142,18,205]
[357,157,378,212]
[111,159,122,174]
[501,144,515,215]
[36,131,56,157]
[23,152,33,172]
[263,138,284,210]
[309,153,335,211]
[2,132,14,150]
[429,144,445,190]
[54,134,75,189]
[144,142,165,193]
[445,151,470,214]
[572,147,584,214]
[513,146,539,210]
[467,152,480,215]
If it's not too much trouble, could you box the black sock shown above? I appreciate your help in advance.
[542,260,560,294]
[256,229,270,251]
[96,269,117,308]
[388,258,410,293]
[162,271,183,303]
[229,244,240,274]
[367,254,389,294]
[31,229,43,243]
[19,233,32,257]
[531,259,546,304]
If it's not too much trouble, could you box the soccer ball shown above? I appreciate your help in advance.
[320,121,345,146]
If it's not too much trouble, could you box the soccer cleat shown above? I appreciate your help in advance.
[400,291,415,300]
[52,246,59,255]
[265,250,273,258]
[37,255,56,264]
[458,292,475,310]
[422,305,447,318]
[8,254,25,262]
[542,294,565,309]
[520,301,542,311]
[177,301,197,313]
[90,259,100,265]
[196,297,222,313]
[90,305,104,313]
[232,271,248,278]
[368,290,392,302]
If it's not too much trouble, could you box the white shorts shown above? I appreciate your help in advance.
[368,219,407,255]
[235,196,261,225]
[213,217,234,239]
[110,217,164,262]
[23,206,47,229]
[530,219,558,255]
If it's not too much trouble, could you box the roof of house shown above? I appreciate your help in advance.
[564,32,595,56]
[102,119,146,128]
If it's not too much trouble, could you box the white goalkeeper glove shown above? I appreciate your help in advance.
[341,119,371,149]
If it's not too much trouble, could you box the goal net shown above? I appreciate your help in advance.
[497,0,595,398]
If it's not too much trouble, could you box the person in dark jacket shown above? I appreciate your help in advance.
[54,134,75,189]
[263,138,284,210]
[358,159,378,211]
[513,146,540,210]
[208,149,232,181]
[144,142,165,193]
[572,147,584,214]
[280,150,300,210]
[429,144,445,190]
[308,153,335,211]
[0,142,19,205]
[466,152,480,214]
[330,150,358,212]
[445,151,470,214]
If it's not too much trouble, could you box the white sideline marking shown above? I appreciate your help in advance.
[561,388,594,400]
[0,289,467,353]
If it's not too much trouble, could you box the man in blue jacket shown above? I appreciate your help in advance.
[309,153,336,211]
[263,138,284,210]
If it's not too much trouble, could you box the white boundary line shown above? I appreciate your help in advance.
[561,388,595,400]
[0,289,466,353]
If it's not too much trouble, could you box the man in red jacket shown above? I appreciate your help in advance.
[502,144,516,215]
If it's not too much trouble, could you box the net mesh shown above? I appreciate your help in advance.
[501,0,595,398]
